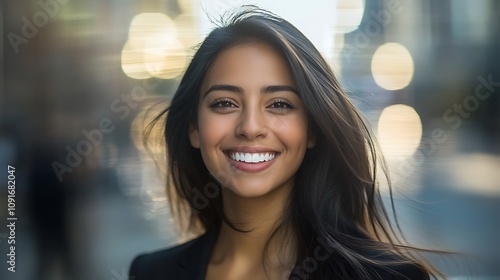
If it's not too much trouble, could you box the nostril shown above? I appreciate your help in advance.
[235,118,268,139]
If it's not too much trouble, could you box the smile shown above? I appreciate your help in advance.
[228,152,277,163]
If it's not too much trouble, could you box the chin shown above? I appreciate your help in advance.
[225,181,276,198]
[230,187,273,198]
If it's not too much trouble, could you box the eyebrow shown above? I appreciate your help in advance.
[203,84,298,98]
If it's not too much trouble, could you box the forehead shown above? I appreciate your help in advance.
[201,42,295,88]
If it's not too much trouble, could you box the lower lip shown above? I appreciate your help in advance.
[225,153,279,173]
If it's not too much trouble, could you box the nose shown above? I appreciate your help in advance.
[235,106,268,140]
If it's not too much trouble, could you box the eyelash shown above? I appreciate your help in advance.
[208,98,296,112]
[209,98,236,111]
[268,98,295,111]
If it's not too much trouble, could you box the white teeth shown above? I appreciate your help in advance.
[229,152,277,163]
[251,154,259,162]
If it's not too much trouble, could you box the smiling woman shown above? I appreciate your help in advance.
[190,42,314,200]
[130,6,443,280]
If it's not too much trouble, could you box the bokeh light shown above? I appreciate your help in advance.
[334,0,365,33]
[330,34,345,75]
[371,42,414,90]
[450,154,500,196]
[128,13,177,51]
[121,41,151,79]
[377,104,422,157]
[174,12,203,54]
[122,12,188,80]
[143,37,188,79]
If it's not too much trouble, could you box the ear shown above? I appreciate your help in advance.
[189,123,200,148]
[307,130,316,148]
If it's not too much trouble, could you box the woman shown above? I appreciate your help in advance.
[130,7,442,280]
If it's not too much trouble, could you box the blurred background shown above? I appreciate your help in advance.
[1,0,499,279]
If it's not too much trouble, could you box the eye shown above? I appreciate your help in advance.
[268,99,295,111]
[209,98,238,111]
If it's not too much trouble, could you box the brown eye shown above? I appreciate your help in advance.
[209,98,238,111]
[268,99,295,112]
[270,102,292,109]
[213,101,234,107]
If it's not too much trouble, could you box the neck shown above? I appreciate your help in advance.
[209,182,296,270]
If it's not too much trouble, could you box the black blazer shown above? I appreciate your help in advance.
[129,230,429,280]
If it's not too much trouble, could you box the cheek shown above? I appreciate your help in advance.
[197,112,232,147]
[271,114,309,149]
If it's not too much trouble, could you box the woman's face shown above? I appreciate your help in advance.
[190,42,315,198]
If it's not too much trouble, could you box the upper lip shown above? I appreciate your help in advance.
[224,146,279,153]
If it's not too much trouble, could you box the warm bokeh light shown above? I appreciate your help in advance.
[143,37,188,79]
[450,154,500,196]
[178,0,194,13]
[334,0,365,33]
[371,42,414,90]
[330,34,345,75]
[121,41,151,80]
[128,13,177,51]
[174,12,203,54]
[377,104,422,157]
[122,12,189,80]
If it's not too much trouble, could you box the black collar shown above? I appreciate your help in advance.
[176,229,218,280]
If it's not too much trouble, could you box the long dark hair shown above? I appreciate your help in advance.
[145,7,444,279]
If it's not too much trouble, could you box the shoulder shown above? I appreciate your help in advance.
[129,230,217,280]
[128,238,198,280]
